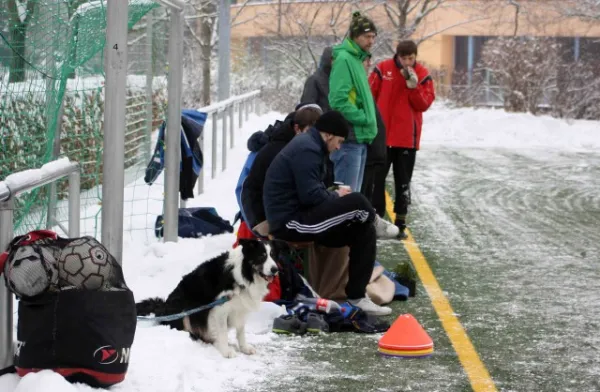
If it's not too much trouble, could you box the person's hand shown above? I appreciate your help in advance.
[335,186,352,197]
[405,66,418,89]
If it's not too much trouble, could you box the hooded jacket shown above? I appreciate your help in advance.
[328,38,377,144]
[300,47,333,112]
[235,115,291,219]
[241,116,297,229]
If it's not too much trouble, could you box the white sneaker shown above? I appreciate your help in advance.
[374,215,400,239]
[348,297,392,316]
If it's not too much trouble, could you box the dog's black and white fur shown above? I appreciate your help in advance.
[136,239,279,358]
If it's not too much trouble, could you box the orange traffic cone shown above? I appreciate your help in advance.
[378,314,433,358]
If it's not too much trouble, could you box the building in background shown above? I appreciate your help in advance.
[229,0,600,105]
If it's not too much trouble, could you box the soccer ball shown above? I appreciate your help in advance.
[4,245,59,297]
[57,237,113,290]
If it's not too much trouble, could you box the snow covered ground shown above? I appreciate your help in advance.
[1,104,599,392]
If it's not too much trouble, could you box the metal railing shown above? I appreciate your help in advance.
[162,90,261,242]
[0,160,81,368]
[197,89,261,192]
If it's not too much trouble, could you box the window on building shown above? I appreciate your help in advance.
[454,36,468,72]
[580,38,600,62]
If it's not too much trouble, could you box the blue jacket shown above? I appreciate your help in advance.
[235,152,258,223]
[263,127,338,232]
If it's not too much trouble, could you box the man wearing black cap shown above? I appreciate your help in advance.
[241,104,322,237]
[263,110,392,316]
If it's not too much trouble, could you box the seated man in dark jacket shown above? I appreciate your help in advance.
[263,111,392,316]
[241,104,322,236]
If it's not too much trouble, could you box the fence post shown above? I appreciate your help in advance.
[197,134,204,195]
[144,9,154,163]
[238,102,243,129]
[46,100,64,230]
[467,35,474,87]
[229,105,235,148]
[101,0,129,264]
[217,0,231,101]
[245,99,249,121]
[485,69,491,104]
[68,169,81,237]
[212,112,218,179]
[222,111,227,171]
[45,3,61,231]
[0,199,14,368]
[163,6,184,243]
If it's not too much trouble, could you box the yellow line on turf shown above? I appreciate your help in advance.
[385,191,497,392]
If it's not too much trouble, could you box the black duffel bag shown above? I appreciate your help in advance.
[0,230,136,388]
[14,288,136,388]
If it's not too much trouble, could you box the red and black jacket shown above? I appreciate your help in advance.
[369,58,435,150]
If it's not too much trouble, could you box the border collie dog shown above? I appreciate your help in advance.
[136,239,279,358]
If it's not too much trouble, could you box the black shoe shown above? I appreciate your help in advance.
[306,312,329,334]
[272,314,307,335]
[395,218,407,240]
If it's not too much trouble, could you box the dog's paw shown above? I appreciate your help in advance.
[240,344,256,355]
[220,347,238,358]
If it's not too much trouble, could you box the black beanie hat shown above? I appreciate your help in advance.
[315,110,350,139]
[349,11,377,39]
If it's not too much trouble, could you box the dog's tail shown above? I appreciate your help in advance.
[136,297,168,316]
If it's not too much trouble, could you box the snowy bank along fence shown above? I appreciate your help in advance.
[0,86,261,368]
[0,160,81,369]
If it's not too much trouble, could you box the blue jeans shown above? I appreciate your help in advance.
[330,143,368,192]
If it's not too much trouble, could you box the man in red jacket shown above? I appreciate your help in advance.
[369,40,435,238]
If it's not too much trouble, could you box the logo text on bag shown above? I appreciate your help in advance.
[93,345,131,365]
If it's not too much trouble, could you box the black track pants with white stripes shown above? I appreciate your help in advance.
[271,192,376,299]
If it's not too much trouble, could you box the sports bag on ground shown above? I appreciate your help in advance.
[0,230,136,388]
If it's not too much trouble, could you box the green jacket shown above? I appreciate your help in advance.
[328,38,377,144]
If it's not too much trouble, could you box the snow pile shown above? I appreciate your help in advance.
[423,103,600,151]
[4,158,75,191]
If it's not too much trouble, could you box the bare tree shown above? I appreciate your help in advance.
[554,60,600,120]
[7,0,36,82]
[383,0,446,41]
[182,0,217,107]
[481,37,560,114]
[380,0,491,52]
[552,0,600,21]
[181,0,261,107]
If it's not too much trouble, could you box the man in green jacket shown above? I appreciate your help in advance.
[328,11,378,193]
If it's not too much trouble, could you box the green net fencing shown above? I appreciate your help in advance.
[0,0,168,239]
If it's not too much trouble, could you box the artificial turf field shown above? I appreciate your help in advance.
[246,147,600,392]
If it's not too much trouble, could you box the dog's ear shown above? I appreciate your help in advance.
[238,238,266,255]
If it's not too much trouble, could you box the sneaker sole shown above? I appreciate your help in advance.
[306,327,327,334]
[272,328,300,335]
